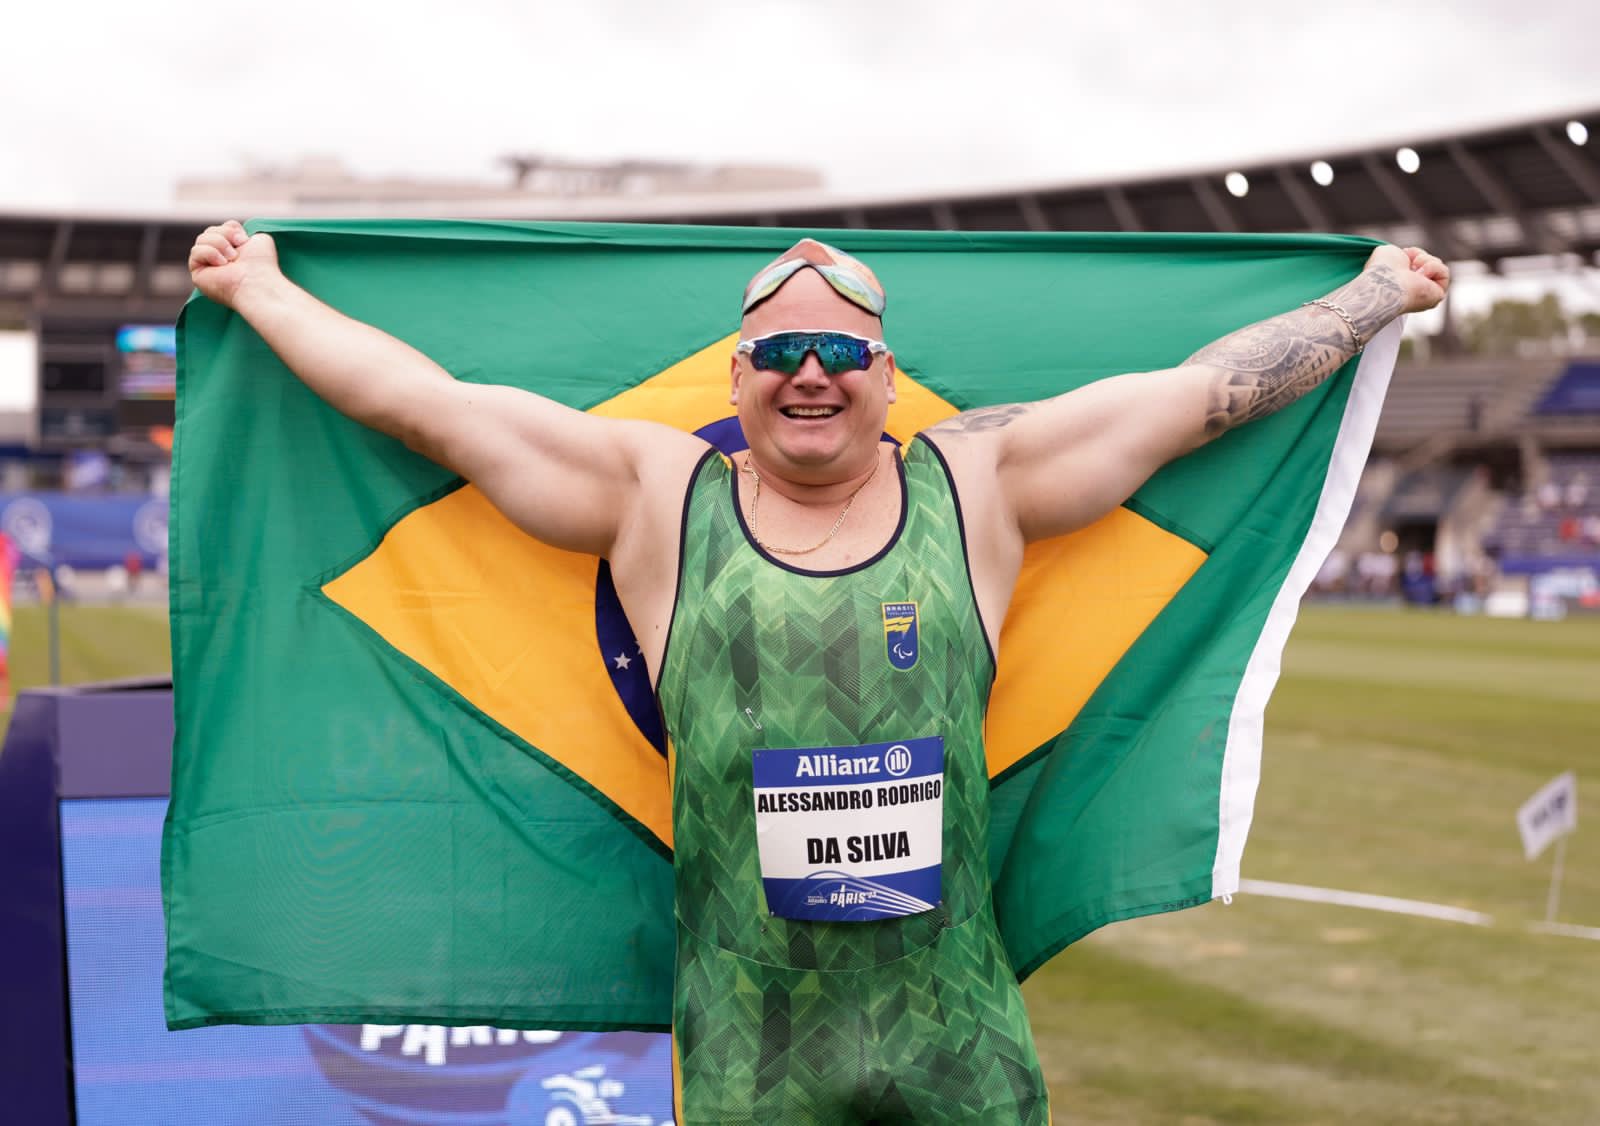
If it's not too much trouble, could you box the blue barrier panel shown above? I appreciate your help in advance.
[0,493,168,570]
[1534,360,1600,415]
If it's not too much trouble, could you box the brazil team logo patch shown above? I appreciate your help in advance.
[882,602,919,670]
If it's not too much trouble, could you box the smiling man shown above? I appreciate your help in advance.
[188,224,1448,1124]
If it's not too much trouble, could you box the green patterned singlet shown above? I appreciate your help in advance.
[657,437,1049,1125]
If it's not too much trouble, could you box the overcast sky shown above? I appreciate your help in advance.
[6,0,1600,213]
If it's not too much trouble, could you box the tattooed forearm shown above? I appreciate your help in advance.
[1187,266,1406,438]
[928,402,1036,435]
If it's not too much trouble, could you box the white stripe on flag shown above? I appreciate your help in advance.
[1211,318,1405,901]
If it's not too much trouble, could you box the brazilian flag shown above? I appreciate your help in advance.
[162,220,1398,1031]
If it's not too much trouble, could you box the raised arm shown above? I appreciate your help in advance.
[188,221,705,558]
[929,244,1449,545]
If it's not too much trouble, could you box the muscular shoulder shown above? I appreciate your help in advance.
[917,419,1009,537]
[606,427,715,653]
[618,423,714,536]
[916,420,1026,654]
[920,401,1044,490]
[923,403,1038,443]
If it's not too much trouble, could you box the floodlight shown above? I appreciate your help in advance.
[1224,172,1249,198]
[1395,147,1420,174]
[1568,120,1589,146]
[1310,160,1334,187]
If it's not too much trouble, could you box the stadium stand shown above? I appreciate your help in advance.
[1534,358,1600,415]
[1487,452,1600,572]
[1382,467,1477,526]
[1372,357,1561,450]
[1,106,1598,609]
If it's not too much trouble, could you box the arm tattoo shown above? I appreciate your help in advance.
[1186,266,1406,439]
[927,402,1035,435]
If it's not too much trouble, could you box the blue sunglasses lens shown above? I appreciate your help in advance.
[751,333,873,375]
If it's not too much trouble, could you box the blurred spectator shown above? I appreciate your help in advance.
[1357,551,1398,597]
[125,550,144,598]
[1472,556,1495,597]
[1314,548,1350,594]
[1566,474,1589,510]
[1401,550,1437,604]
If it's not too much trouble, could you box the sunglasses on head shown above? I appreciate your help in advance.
[735,330,888,376]
[742,258,886,318]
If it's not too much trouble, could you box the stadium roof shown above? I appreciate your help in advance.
[674,108,1600,267]
[3,106,1597,324]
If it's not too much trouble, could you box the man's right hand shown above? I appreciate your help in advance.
[188,220,279,310]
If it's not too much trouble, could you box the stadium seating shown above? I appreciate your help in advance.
[1534,360,1600,416]
[1485,453,1600,571]
[1373,357,1564,451]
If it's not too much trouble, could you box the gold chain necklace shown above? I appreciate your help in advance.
[742,452,881,557]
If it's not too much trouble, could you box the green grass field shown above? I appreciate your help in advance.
[1027,606,1600,1124]
[2,602,1595,1122]
[1,602,171,734]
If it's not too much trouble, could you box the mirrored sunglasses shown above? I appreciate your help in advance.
[735,330,888,376]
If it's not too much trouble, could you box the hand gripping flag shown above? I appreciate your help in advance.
[163,220,1399,1031]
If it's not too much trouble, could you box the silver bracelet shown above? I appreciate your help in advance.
[1302,298,1364,352]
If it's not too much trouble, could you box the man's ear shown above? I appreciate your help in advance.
[729,352,741,405]
[883,350,897,404]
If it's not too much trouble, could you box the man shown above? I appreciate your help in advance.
[188,223,1448,1123]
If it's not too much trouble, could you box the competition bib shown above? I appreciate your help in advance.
[752,735,944,921]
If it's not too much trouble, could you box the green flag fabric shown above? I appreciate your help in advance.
[163,219,1398,1032]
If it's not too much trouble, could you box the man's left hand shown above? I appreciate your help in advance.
[1365,244,1450,313]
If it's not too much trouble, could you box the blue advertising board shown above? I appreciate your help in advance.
[0,684,676,1125]
[63,798,674,1126]
[0,492,167,570]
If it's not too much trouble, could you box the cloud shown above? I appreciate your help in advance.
[3,0,1599,208]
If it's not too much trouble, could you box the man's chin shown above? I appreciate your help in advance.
[766,443,878,484]
[744,414,882,479]
[771,451,844,476]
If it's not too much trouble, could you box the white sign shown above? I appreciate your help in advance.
[1517,772,1577,861]
[0,330,38,411]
